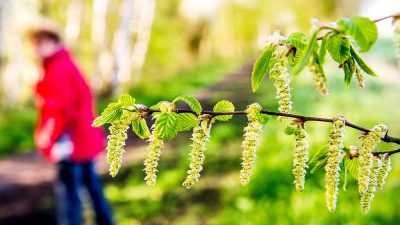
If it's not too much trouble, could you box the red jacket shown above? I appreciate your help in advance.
[34,48,105,163]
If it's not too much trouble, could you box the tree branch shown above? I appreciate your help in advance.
[146,108,400,146]
[373,12,400,23]
[373,148,400,156]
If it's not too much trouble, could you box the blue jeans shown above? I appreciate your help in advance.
[57,161,114,225]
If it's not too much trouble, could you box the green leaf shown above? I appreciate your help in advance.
[326,33,351,64]
[132,118,150,139]
[118,94,135,106]
[343,58,355,88]
[350,45,377,77]
[173,95,202,115]
[287,32,307,50]
[310,145,328,174]
[213,100,235,121]
[338,17,378,52]
[318,36,328,64]
[284,126,299,135]
[257,113,270,124]
[344,157,359,180]
[176,113,200,131]
[92,103,122,127]
[251,45,276,92]
[154,112,178,140]
[342,160,348,191]
[292,30,319,75]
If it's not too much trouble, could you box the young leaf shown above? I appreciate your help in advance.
[344,157,359,180]
[287,32,307,50]
[92,103,123,127]
[257,113,270,124]
[326,33,351,64]
[319,36,328,64]
[343,58,355,88]
[292,30,319,75]
[213,100,235,121]
[252,45,276,92]
[173,95,202,115]
[154,112,178,140]
[350,45,377,77]
[310,145,329,174]
[342,160,348,191]
[177,113,200,131]
[132,118,150,139]
[337,17,378,52]
[118,94,135,106]
[284,125,299,135]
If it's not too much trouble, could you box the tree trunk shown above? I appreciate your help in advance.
[129,0,156,84]
[111,0,136,93]
[91,0,112,94]
[65,0,83,47]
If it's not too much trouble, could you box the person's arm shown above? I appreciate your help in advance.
[35,64,71,160]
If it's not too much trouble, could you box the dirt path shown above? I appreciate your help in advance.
[0,60,255,224]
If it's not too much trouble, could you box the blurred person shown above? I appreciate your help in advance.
[28,20,114,225]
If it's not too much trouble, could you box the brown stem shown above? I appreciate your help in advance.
[373,12,400,23]
[147,108,400,145]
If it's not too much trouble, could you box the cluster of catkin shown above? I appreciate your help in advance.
[183,118,212,189]
[106,111,132,177]
[322,119,391,213]
[325,115,346,212]
[240,103,264,186]
[267,32,293,122]
[292,123,310,192]
[308,58,329,95]
[358,124,390,213]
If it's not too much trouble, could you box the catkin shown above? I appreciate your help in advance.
[355,66,365,87]
[360,157,381,214]
[325,115,346,212]
[106,111,132,177]
[183,119,212,189]
[377,155,391,190]
[308,64,329,95]
[358,124,388,194]
[144,132,164,187]
[240,103,264,186]
[270,45,293,122]
[292,125,310,192]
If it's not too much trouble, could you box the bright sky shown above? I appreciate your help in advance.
[359,0,400,37]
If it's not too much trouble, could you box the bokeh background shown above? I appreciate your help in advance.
[0,0,399,224]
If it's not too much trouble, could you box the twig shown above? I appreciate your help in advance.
[373,148,400,156]
[374,12,400,23]
[147,108,400,146]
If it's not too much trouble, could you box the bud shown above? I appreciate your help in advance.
[358,124,388,194]
[348,145,359,158]
[106,111,132,177]
[240,103,264,186]
[183,119,212,189]
[325,115,346,212]
[144,132,164,187]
